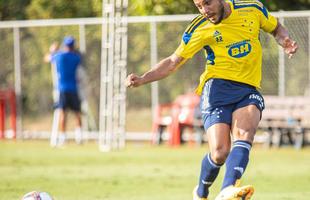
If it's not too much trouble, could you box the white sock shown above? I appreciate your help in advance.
[58,132,66,146]
[50,133,58,147]
[75,127,83,144]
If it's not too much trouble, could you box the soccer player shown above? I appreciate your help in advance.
[49,36,83,146]
[125,0,298,199]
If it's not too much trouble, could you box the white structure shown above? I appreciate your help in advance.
[99,0,128,151]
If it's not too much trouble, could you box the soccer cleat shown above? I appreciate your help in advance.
[193,185,208,200]
[214,185,254,200]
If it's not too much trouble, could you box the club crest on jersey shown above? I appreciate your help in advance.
[213,30,223,43]
[227,40,252,58]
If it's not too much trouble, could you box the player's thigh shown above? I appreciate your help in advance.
[201,104,234,162]
[206,123,231,163]
[207,123,231,150]
[231,105,261,142]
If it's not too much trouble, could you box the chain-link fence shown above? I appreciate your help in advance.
[0,11,309,133]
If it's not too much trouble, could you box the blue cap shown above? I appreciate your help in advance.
[63,36,75,47]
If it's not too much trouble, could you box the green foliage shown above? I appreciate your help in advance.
[260,32,279,95]
[0,29,14,89]
[126,23,152,107]
[128,0,196,16]
[261,0,310,11]
[0,0,309,22]
[25,0,101,19]
[0,0,31,20]
[128,0,310,16]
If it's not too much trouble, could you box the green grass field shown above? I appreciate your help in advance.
[0,140,309,200]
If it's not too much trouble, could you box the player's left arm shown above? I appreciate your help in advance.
[257,1,298,59]
[272,22,298,59]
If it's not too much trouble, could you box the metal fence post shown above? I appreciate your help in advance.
[150,21,159,122]
[278,17,285,97]
[79,24,86,53]
[13,27,22,138]
[308,17,310,94]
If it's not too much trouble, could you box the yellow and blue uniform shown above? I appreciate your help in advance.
[175,0,278,95]
[175,0,278,130]
[185,2,279,197]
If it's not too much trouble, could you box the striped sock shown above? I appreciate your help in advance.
[222,140,252,189]
[197,153,222,198]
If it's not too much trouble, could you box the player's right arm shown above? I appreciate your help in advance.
[126,54,187,88]
[126,14,206,88]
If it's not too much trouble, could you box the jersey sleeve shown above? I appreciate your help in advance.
[259,5,278,33]
[174,15,207,59]
[174,32,205,59]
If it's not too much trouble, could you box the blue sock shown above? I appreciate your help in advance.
[222,140,252,189]
[197,153,222,198]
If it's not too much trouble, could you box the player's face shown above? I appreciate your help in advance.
[193,0,225,24]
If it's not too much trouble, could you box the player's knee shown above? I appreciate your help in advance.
[211,147,230,164]
[235,127,256,142]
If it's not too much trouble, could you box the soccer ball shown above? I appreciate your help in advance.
[22,191,53,200]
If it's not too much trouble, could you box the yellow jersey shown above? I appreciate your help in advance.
[174,0,278,95]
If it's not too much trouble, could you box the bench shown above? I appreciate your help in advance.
[259,96,310,149]
[152,94,310,148]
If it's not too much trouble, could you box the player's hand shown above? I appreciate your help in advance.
[283,37,298,59]
[125,73,143,88]
[49,42,59,53]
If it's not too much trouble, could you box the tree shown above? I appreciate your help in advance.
[26,0,101,19]
[262,0,310,11]
[128,0,196,16]
[1,0,309,21]
[128,0,310,16]
[0,0,31,20]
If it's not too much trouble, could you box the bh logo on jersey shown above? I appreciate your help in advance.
[227,40,252,58]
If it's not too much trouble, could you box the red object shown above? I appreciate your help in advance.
[0,99,5,139]
[151,103,173,144]
[152,93,201,146]
[0,89,17,139]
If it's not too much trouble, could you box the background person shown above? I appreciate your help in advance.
[49,36,83,147]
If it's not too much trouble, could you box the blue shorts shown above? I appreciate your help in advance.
[200,79,265,130]
[56,91,81,112]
